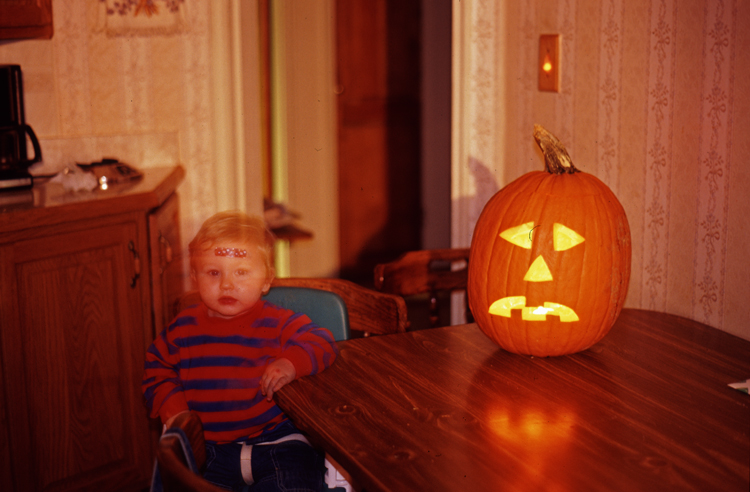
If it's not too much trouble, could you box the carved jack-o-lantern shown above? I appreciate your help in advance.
[468,125,631,356]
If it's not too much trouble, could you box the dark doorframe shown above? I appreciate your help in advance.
[335,0,424,285]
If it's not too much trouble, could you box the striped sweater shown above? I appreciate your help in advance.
[142,300,338,443]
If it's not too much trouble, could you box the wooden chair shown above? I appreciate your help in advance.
[154,411,225,492]
[374,248,471,328]
[177,277,408,337]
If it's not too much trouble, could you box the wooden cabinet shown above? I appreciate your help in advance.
[0,0,53,40]
[0,166,184,492]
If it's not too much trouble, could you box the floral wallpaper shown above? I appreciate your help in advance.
[694,0,735,328]
[97,0,187,36]
[454,0,749,339]
[642,0,675,314]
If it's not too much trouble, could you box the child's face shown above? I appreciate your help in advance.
[191,243,271,319]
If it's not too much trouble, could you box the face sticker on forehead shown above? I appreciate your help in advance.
[214,247,247,258]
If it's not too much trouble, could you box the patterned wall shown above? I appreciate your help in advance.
[0,0,219,251]
[454,0,749,339]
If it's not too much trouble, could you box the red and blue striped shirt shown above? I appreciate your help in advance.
[142,299,338,443]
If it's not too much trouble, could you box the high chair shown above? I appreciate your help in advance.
[158,278,408,491]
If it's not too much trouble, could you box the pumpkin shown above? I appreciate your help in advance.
[467,125,631,356]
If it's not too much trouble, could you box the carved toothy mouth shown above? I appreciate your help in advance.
[489,296,579,322]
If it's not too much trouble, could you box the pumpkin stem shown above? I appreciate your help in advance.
[533,124,579,174]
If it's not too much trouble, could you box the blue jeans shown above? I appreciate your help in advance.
[203,439,325,491]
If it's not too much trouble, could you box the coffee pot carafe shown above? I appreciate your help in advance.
[0,65,42,190]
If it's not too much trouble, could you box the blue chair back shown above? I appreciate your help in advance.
[262,286,350,341]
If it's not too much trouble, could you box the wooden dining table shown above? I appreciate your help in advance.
[274,308,750,492]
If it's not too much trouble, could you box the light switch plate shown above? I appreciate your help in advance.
[539,34,560,92]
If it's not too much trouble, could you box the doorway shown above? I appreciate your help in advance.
[335,0,452,285]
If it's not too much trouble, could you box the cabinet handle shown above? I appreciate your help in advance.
[128,241,141,288]
[160,234,173,268]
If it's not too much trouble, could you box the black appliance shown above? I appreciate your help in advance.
[0,65,41,190]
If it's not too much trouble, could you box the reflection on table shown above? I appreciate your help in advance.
[275,309,750,492]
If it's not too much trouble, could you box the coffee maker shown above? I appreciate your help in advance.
[0,65,41,190]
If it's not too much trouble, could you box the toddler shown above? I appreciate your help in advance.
[143,210,338,491]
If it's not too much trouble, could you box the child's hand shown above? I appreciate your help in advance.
[260,358,296,401]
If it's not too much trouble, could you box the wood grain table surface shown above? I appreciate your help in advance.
[275,308,750,492]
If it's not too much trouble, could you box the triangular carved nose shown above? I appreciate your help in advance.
[523,255,553,282]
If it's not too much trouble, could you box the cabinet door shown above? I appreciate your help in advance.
[0,221,152,491]
[0,0,53,39]
[149,192,184,336]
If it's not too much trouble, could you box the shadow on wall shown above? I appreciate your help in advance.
[452,156,502,247]
[469,155,502,205]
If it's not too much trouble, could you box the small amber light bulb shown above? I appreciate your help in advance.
[543,54,553,73]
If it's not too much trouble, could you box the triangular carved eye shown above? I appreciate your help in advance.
[499,222,535,249]
[553,223,585,251]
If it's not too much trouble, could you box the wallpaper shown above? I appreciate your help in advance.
[0,0,217,251]
[455,0,749,339]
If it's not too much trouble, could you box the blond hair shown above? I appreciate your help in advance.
[189,210,275,279]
